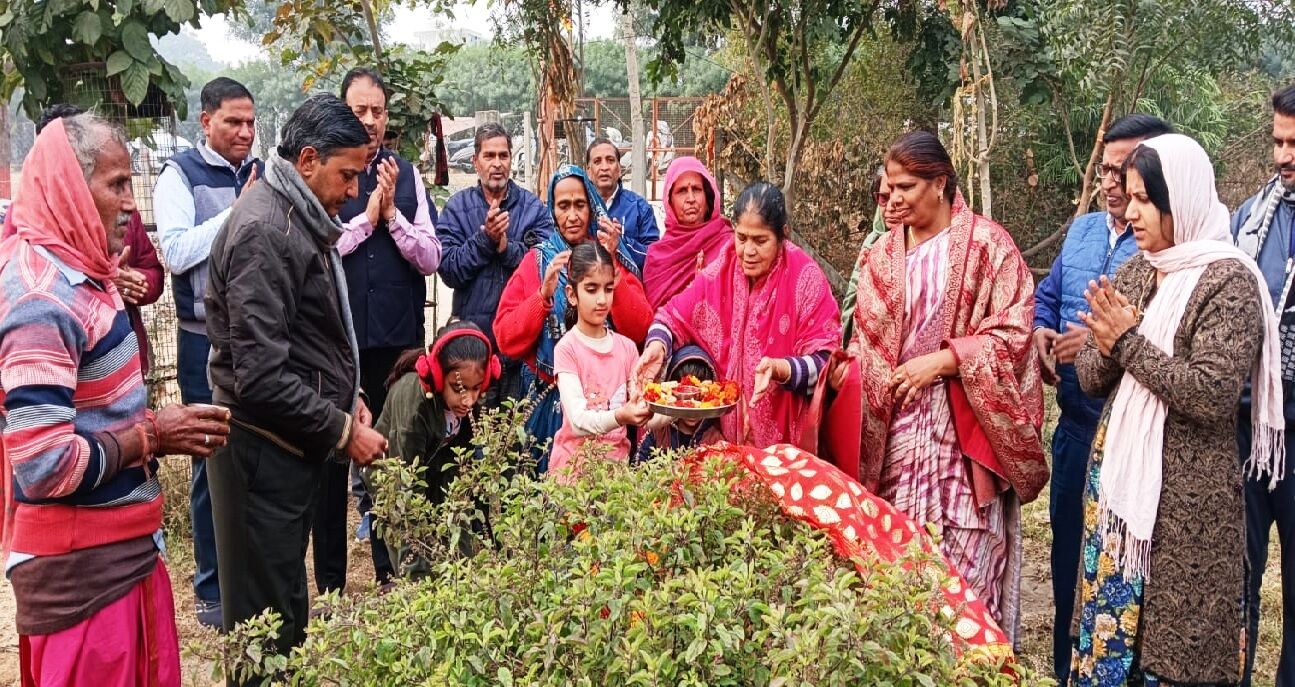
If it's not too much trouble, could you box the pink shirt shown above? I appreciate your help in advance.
[550,328,640,480]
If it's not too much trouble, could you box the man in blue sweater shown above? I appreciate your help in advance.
[586,137,659,273]
[1032,113,1173,684]
[154,76,262,629]
[1235,81,1295,687]
[438,123,552,404]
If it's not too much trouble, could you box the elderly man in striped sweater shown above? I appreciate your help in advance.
[0,113,230,686]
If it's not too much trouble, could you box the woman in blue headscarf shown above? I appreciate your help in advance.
[494,164,654,472]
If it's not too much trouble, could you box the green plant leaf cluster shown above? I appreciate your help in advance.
[0,0,239,119]
[203,400,1048,686]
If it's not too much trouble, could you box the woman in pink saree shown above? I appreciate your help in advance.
[642,156,733,310]
[632,182,840,449]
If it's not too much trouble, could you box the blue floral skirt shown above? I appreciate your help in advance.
[1068,423,1239,687]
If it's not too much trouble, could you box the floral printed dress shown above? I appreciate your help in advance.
[1069,421,1240,687]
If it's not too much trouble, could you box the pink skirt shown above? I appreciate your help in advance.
[19,558,180,687]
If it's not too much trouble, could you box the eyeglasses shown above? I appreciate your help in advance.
[1097,164,1123,181]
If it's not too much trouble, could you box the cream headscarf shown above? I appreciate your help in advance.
[1099,133,1284,581]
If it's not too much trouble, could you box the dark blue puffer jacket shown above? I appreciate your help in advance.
[437,180,553,344]
[1034,211,1138,442]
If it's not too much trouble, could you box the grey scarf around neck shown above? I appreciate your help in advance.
[1236,174,1295,383]
[263,152,363,415]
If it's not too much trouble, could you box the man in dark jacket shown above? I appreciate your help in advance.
[438,123,552,403]
[1235,81,1295,687]
[315,67,442,594]
[154,77,262,627]
[205,94,387,669]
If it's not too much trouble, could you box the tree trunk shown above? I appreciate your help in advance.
[781,116,809,208]
[359,0,384,61]
[1072,90,1117,220]
[621,9,646,197]
[972,36,992,220]
[1022,88,1117,259]
[0,103,11,199]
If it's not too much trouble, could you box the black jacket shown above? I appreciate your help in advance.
[205,180,358,459]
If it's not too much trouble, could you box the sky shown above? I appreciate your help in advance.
[191,2,621,66]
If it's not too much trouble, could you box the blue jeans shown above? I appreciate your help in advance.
[1241,412,1295,687]
[178,328,220,605]
[1050,422,1095,687]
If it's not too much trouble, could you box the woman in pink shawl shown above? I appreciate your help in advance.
[632,182,841,449]
[642,156,733,310]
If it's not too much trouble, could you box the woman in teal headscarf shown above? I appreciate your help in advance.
[494,164,654,472]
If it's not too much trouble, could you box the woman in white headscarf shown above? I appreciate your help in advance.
[1068,133,1284,685]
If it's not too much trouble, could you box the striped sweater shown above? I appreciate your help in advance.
[0,241,160,560]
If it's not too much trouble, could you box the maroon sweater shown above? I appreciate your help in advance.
[122,211,164,377]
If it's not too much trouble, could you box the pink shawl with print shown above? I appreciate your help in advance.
[657,241,841,449]
[643,156,733,310]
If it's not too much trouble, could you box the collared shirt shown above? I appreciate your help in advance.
[336,154,441,275]
[1106,212,1126,249]
[154,142,253,274]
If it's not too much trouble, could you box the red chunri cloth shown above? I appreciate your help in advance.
[686,442,1016,668]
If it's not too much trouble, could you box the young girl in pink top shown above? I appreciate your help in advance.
[550,242,653,481]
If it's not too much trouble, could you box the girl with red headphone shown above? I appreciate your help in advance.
[369,321,501,576]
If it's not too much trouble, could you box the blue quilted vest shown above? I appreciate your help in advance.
[1053,211,1138,440]
[162,144,261,332]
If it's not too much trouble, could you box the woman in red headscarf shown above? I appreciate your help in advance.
[835,131,1047,640]
[642,156,733,310]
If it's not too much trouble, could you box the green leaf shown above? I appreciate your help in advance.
[106,50,133,76]
[47,0,82,19]
[121,61,150,105]
[162,0,194,23]
[120,20,151,61]
[72,11,102,46]
[112,0,134,24]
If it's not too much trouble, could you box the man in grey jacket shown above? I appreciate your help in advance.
[205,94,387,670]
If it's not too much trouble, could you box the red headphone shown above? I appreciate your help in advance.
[414,328,502,395]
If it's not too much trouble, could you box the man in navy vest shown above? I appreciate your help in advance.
[154,76,261,629]
[1032,113,1173,684]
[325,68,442,592]
[439,123,553,404]
[1235,82,1295,687]
[586,136,659,272]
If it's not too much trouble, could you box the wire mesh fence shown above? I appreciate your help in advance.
[576,96,703,200]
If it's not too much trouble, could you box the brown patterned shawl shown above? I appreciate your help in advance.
[844,196,1048,504]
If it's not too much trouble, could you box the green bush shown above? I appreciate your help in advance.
[206,402,1048,686]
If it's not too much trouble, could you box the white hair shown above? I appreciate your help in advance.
[60,113,128,182]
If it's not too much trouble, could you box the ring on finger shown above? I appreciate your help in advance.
[202,434,209,446]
